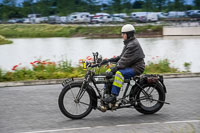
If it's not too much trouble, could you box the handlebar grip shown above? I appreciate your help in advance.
[91,63,100,68]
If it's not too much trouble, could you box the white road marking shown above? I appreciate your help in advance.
[164,120,200,124]
[20,119,200,133]
[20,127,91,133]
[116,124,132,127]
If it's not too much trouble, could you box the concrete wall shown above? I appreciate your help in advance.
[163,27,200,36]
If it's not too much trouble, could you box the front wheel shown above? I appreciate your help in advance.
[134,83,165,114]
[58,82,93,119]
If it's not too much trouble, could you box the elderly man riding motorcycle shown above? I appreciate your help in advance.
[101,24,145,103]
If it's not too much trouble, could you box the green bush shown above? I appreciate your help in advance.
[0,58,189,82]
[57,60,73,72]
[2,72,14,81]
[184,62,192,72]
[144,59,180,74]
[0,68,3,82]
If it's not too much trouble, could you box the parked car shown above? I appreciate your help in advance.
[15,18,24,23]
[96,12,110,16]
[146,13,158,22]
[167,11,186,18]
[156,12,168,19]
[188,10,200,18]
[40,17,48,23]
[7,19,17,23]
[67,12,91,23]
[131,12,158,22]
[23,18,31,24]
[48,15,61,24]
[131,12,148,21]
[112,17,125,23]
[112,13,128,18]
[27,14,43,24]
[28,14,41,18]
[91,15,112,23]
[186,10,195,16]
[60,16,68,24]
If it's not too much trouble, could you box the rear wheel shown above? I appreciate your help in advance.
[58,82,93,119]
[134,83,165,114]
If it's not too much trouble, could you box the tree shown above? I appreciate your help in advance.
[143,0,154,11]
[21,0,34,16]
[173,0,185,10]
[111,0,122,13]
[194,0,200,9]
[154,0,167,11]
[34,0,55,16]
[133,0,144,9]
[0,0,22,19]
[85,0,100,13]
[121,0,132,13]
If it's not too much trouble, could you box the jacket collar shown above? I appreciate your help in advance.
[123,36,135,45]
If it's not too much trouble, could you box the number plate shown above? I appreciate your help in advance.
[62,78,74,87]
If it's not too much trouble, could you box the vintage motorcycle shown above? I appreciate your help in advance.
[58,52,169,119]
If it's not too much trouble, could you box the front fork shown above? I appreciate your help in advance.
[74,80,87,103]
[74,72,91,103]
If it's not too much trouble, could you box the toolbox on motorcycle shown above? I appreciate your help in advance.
[142,74,163,84]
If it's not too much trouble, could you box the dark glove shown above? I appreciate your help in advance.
[100,59,109,66]
[111,67,118,73]
[106,71,113,79]
[108,56,120,63]
[106,67,118,79]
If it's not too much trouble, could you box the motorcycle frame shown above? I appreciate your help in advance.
[74,69,150,109]
[62,66,169,111]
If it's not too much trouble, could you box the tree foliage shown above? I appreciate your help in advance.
[0,0,198,20]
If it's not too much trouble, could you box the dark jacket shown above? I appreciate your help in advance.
[115,37,145,75]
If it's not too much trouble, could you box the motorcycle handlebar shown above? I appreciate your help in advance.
[91,63,100,68]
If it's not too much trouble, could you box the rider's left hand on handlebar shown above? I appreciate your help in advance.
[100,59,109,66]
[106,71,113,79]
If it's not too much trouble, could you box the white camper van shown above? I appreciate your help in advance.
[68,12,91,23]
[131,12,158,22]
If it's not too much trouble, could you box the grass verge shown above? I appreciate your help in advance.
[0,35,12,45]
[0,24,162,38]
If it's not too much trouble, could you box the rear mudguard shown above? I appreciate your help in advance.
[130,78,166,100]
[62,78,98,109]
[158,78,167,93]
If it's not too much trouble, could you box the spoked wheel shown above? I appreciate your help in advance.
[58,82,93,119]
[134,83,165,114]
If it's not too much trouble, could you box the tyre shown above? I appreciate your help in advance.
[58,82,93,119]
[134,83,165,114]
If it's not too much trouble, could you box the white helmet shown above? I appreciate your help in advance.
[121,24,135,33]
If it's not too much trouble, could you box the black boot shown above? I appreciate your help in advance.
[103,94,116,103]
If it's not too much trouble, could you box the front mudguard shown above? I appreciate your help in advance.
[62,78,98,109]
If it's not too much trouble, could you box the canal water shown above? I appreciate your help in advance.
[0,36,200,72]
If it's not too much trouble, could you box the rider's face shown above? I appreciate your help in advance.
[122,33,127,41]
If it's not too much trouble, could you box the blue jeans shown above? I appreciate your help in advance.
[111,68,135,96]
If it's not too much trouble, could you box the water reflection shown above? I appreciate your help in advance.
[0,36,199,72]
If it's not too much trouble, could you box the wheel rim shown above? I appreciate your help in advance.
[139,86,159,108]
[63,87,91,116]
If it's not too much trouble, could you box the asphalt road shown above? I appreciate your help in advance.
[0,77,200,133]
